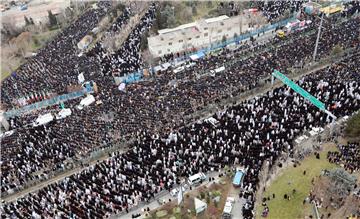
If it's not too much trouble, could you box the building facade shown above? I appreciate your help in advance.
[148,15,245,57]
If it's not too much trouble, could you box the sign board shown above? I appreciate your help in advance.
[272,70,336,119]
[272,70,325,110]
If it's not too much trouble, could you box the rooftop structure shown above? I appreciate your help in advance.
[148,14,250,57]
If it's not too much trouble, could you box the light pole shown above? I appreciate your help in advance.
[312,13,324,62]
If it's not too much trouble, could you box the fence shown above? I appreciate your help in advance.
[4,86,94,119]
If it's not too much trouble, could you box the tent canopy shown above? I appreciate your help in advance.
[56,108,72,120]
[80,95,95,106]
[194,198,207,215]
[190,51,205,61]
[33,113,54,127]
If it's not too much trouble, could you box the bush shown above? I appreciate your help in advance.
[212,190,221,197]
[33,37,40,47]
[331,44,343,56]
[206,195,210,204]
[345,111,360,138]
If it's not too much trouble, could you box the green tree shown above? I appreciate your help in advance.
[162,5,176,28]
[345,111,360,138]
[33,37,40,47]
[24,16,31,26]
[140,31,149,51]
[167,15,177,28]
[331,44,343,56]
[48,10,58,27]
[192,5,198,16]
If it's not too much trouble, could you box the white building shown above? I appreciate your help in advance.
[148,15,246,57]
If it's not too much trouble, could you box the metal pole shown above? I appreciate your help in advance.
[313,13,324,61]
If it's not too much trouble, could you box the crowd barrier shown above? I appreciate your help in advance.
[4,87,94,119]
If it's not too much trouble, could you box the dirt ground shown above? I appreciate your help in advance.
[312,176,360,219]
[146,177,233,219]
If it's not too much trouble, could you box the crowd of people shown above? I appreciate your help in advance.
[327,142,360,173]
[0,1,359,218]
[2,47,359,218]
[255,1,304,21]
[94,3,157,77]
[0,2,113,108]
[1,4,359,198]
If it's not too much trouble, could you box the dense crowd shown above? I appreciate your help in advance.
[0,2,113,108]
[0,1,359,218]
[327,142,360,173]
[97,3,157,77]
[1,49,359,218]
[256,1,304,21]
[1,7,359,196]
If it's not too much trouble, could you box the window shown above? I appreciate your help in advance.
[179,40,183,43]
[204,27,208,30]
[204,33,208,37]
[188,37,192,40]
[218,29,222,33]
[158,50,162,54]
[220,22,224,26]
[167,49,170,52]
[227,27,232,31]
[160,37,164,41]
[196,35,200,39]
[168,42,172,46]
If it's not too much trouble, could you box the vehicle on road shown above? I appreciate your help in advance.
[222,197,235,219]
[188,172,206,186]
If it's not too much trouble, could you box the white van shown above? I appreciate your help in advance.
[188,173,206,186]
[222,197,235,218]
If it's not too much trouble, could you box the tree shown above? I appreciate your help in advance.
[48,10,58,27]
[167,15,177,28]
[331,44,343,56]
[233,32,238,40]
[140,31,149,51]
[345,111,360,138]
[24,16,31,26]
[222,35,227,43]
[29,17,35,25]
[163,5,176,28]
[192,5,197,16]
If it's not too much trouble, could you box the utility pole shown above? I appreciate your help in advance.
[313,13,324,62]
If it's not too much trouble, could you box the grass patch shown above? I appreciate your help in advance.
[255,143,339,219]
